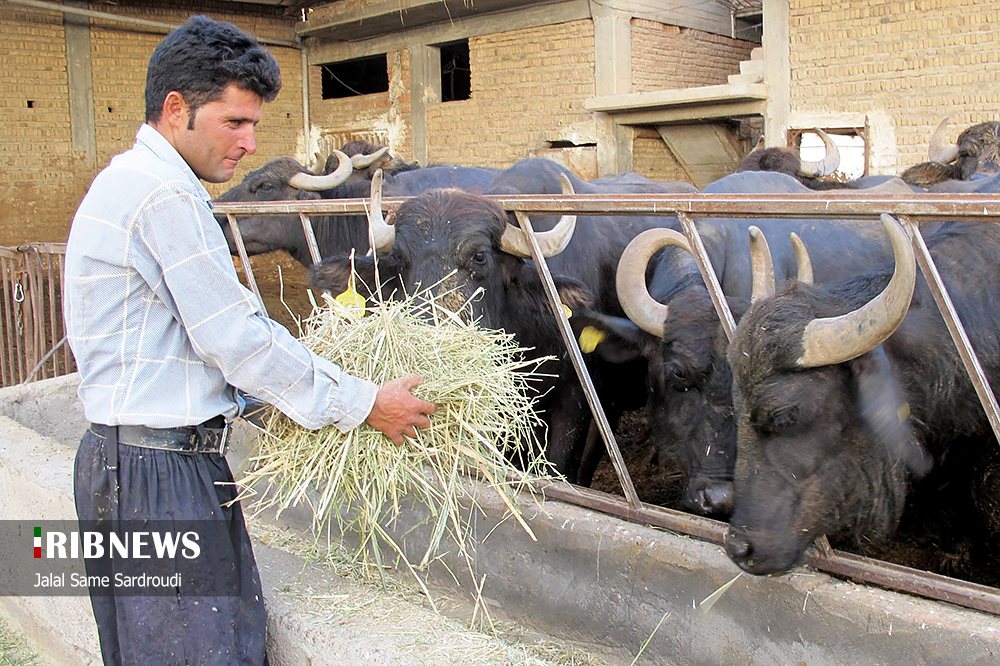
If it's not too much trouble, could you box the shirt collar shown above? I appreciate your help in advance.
[135,124,212,204]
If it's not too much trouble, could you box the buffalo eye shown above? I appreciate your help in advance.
[259,182,275,193]
[471,250,487,265]
[666,362,692,391]
[766,406,799,434]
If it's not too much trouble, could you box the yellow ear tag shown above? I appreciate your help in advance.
[335,287,366,316]
[561,303,573,319]
[897,402,911,424]
[579,326,606,353]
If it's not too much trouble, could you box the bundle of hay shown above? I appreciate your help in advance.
[240,281,554,608]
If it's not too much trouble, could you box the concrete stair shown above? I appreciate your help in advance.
[728,46,764,85]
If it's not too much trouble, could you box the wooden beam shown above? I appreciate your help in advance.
[306,0,590,64]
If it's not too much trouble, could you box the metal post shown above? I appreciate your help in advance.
[299,213,323,266]
[898,215,1000,442]
[226,214,268,317]
[677,211,737,341]
[513,212,641,508]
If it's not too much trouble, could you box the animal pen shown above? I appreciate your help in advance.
[0,244,74,388]
[4,189,999,662]
[214,187,1000,621]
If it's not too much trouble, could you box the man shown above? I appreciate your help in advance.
[63,16,435,665]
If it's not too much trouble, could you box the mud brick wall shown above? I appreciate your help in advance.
[0,1,300,246]
[631,18,756,93]
[789,0,1000,172]
[424,20,596,169]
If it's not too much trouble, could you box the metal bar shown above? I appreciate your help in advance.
[46,252,58,380]
[537,480,1000,616]
[298,213,323,266]
[513,212,641,508]
[58,253,72,376]
[213,193,1000,221]
[28,249,45,381]
[898,215,1000,442]
[804,548,1000,616]
[0,257,12,386]
[677,212,737,341]
[226,214,268,317]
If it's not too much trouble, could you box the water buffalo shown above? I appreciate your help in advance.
[484,159,698,480]
[308,180,597,469]
[215,150,498,266]
[724,214,1000,576]
[573,171,912,516]
[902,118,1000,188]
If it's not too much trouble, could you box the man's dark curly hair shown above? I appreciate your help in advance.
[145,15,281,127]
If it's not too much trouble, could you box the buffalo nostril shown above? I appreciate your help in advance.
[703,483,734,517]
[726,527,752,563]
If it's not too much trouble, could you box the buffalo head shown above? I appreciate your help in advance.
[589,228,812,518]
[902,118,1000,187]
[215,151,354,263]
[737,129,841,184]
[724,214,931,575]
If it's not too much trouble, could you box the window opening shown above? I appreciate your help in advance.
[439,40,470,102]
[321,54,389,99]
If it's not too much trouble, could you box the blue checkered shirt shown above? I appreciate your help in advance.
[64,124,378,430]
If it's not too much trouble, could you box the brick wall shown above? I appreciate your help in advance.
[789,0,1000,173]
[631,19,756,92]
[0,1,301,246]
[425,20,596,168]
[632,128,694,183]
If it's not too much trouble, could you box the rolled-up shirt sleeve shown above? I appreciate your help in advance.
[134,183,377,431]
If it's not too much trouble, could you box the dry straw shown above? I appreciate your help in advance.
[240,271,556,623]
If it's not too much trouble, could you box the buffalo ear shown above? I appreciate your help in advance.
[569,309,658,364]
[552,275,594,311]
[850,346,933,478]
[309,255,401,303]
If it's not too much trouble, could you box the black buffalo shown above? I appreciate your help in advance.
[308,183,596,469]
[483,159,697,481]
[574,171,912,516]
[902,118,1000,188]
[724,214,1000,576]
[215,150,498,266]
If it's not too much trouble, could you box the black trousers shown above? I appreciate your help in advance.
[74,427,268,666]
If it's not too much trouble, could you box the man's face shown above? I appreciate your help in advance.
[174,85,262,183]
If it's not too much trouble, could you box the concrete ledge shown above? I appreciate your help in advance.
[2,375,1000,665]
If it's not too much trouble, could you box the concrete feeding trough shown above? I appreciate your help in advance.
[1,375,998,665]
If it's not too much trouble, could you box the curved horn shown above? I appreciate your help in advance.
[798,128,841,178]
[288,150,352,191]
[797,214,916,368]
[789,232,814,284]
[366,169,395,253]
[928,117,960,164]
[749,226,776,303]
[351,146,390,169]
[616,228,693,338]
[499,173,578,258]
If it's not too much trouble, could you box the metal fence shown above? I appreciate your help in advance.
[214,190,1000,616]
[0,244,75,388]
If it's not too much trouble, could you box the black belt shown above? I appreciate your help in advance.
[89,416,231,456]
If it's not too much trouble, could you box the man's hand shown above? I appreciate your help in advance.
[365,376,437,445]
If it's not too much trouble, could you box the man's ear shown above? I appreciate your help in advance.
[157,91,190,131]
[850,346,933,478]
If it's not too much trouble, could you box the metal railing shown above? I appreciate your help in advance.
[0,244,74,388]
[213,191,1000,616]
